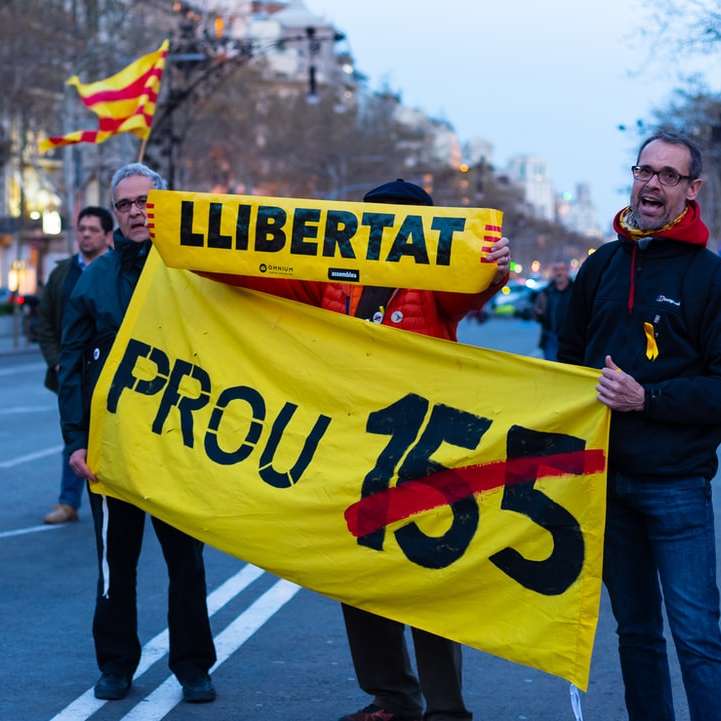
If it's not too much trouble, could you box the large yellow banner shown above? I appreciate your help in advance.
[89,252,609,690]
[147,189,502,292]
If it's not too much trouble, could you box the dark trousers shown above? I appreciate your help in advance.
[89,491,216,683]
[342,604,471,721]
[604,472,721,721]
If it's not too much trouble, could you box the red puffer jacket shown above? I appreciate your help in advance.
[201,274,504,341]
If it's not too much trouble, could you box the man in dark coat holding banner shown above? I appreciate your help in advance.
[59,163,217,704]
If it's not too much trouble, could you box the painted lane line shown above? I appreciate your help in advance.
[0,362,45,377]
[0,404,55,415]
[0,524,65,539]
[48,563,265,721]
[0,444,63,468]
[117,579,301,721]
[205,564,266,615]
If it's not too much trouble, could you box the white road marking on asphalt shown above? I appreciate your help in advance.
[0,444,63,468]
[0,362,45,377]
[48,563,265,721]
[0,524,65,539]
[117,579,301,721]
[0,404,55,414]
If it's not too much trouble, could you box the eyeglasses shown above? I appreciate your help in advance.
[631,165,693,187]
[114,194,148,213]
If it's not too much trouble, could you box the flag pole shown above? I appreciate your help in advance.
[138,134,150,163]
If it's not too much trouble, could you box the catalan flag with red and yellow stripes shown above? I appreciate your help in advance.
[38,40,169,154]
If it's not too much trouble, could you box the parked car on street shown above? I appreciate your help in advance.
[0,290,41,341]
[488,281,538,320]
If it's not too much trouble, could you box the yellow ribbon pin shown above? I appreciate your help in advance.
[644,322,659,361]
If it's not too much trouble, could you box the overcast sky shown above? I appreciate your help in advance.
[309,0,718,233]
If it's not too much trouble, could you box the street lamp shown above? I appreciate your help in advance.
[148,4,346,186]
[306,26,319,104]
[303,26,346,104]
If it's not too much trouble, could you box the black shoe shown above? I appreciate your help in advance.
[181,674,216,703]
[94,672,132,700]
[338,705,421,721]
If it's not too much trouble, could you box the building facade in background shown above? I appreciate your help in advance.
[249,0,357,103]
[505,154,556,221]
[556,182,603,239]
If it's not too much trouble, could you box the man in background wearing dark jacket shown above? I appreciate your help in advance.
[59,163,217,704]
[559,131,721,721]
[533,258,572,361]
[37,205,113,524]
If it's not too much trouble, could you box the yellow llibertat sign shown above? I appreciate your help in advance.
[146,189,503,293]
[89,252,609,690]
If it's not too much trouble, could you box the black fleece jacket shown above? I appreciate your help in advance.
[558,236,721,481]
[59,230,151,454]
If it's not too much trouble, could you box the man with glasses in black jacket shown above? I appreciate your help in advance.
[559,131,721,721]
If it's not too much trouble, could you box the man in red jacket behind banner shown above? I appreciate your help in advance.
[212,179,510,721]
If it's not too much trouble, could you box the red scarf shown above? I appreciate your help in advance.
[611,200,709,312]
[613,200,709,246]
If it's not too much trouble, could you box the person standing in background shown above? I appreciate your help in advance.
[533,259,572,361]
[37,206,113,524]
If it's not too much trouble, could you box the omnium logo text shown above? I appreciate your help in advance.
[261,263,294,275]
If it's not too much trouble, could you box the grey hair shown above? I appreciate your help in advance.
[111,162,167,199]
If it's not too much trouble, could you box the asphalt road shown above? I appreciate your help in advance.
[1,318,716,721]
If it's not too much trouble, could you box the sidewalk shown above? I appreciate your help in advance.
[0,334,41,358]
